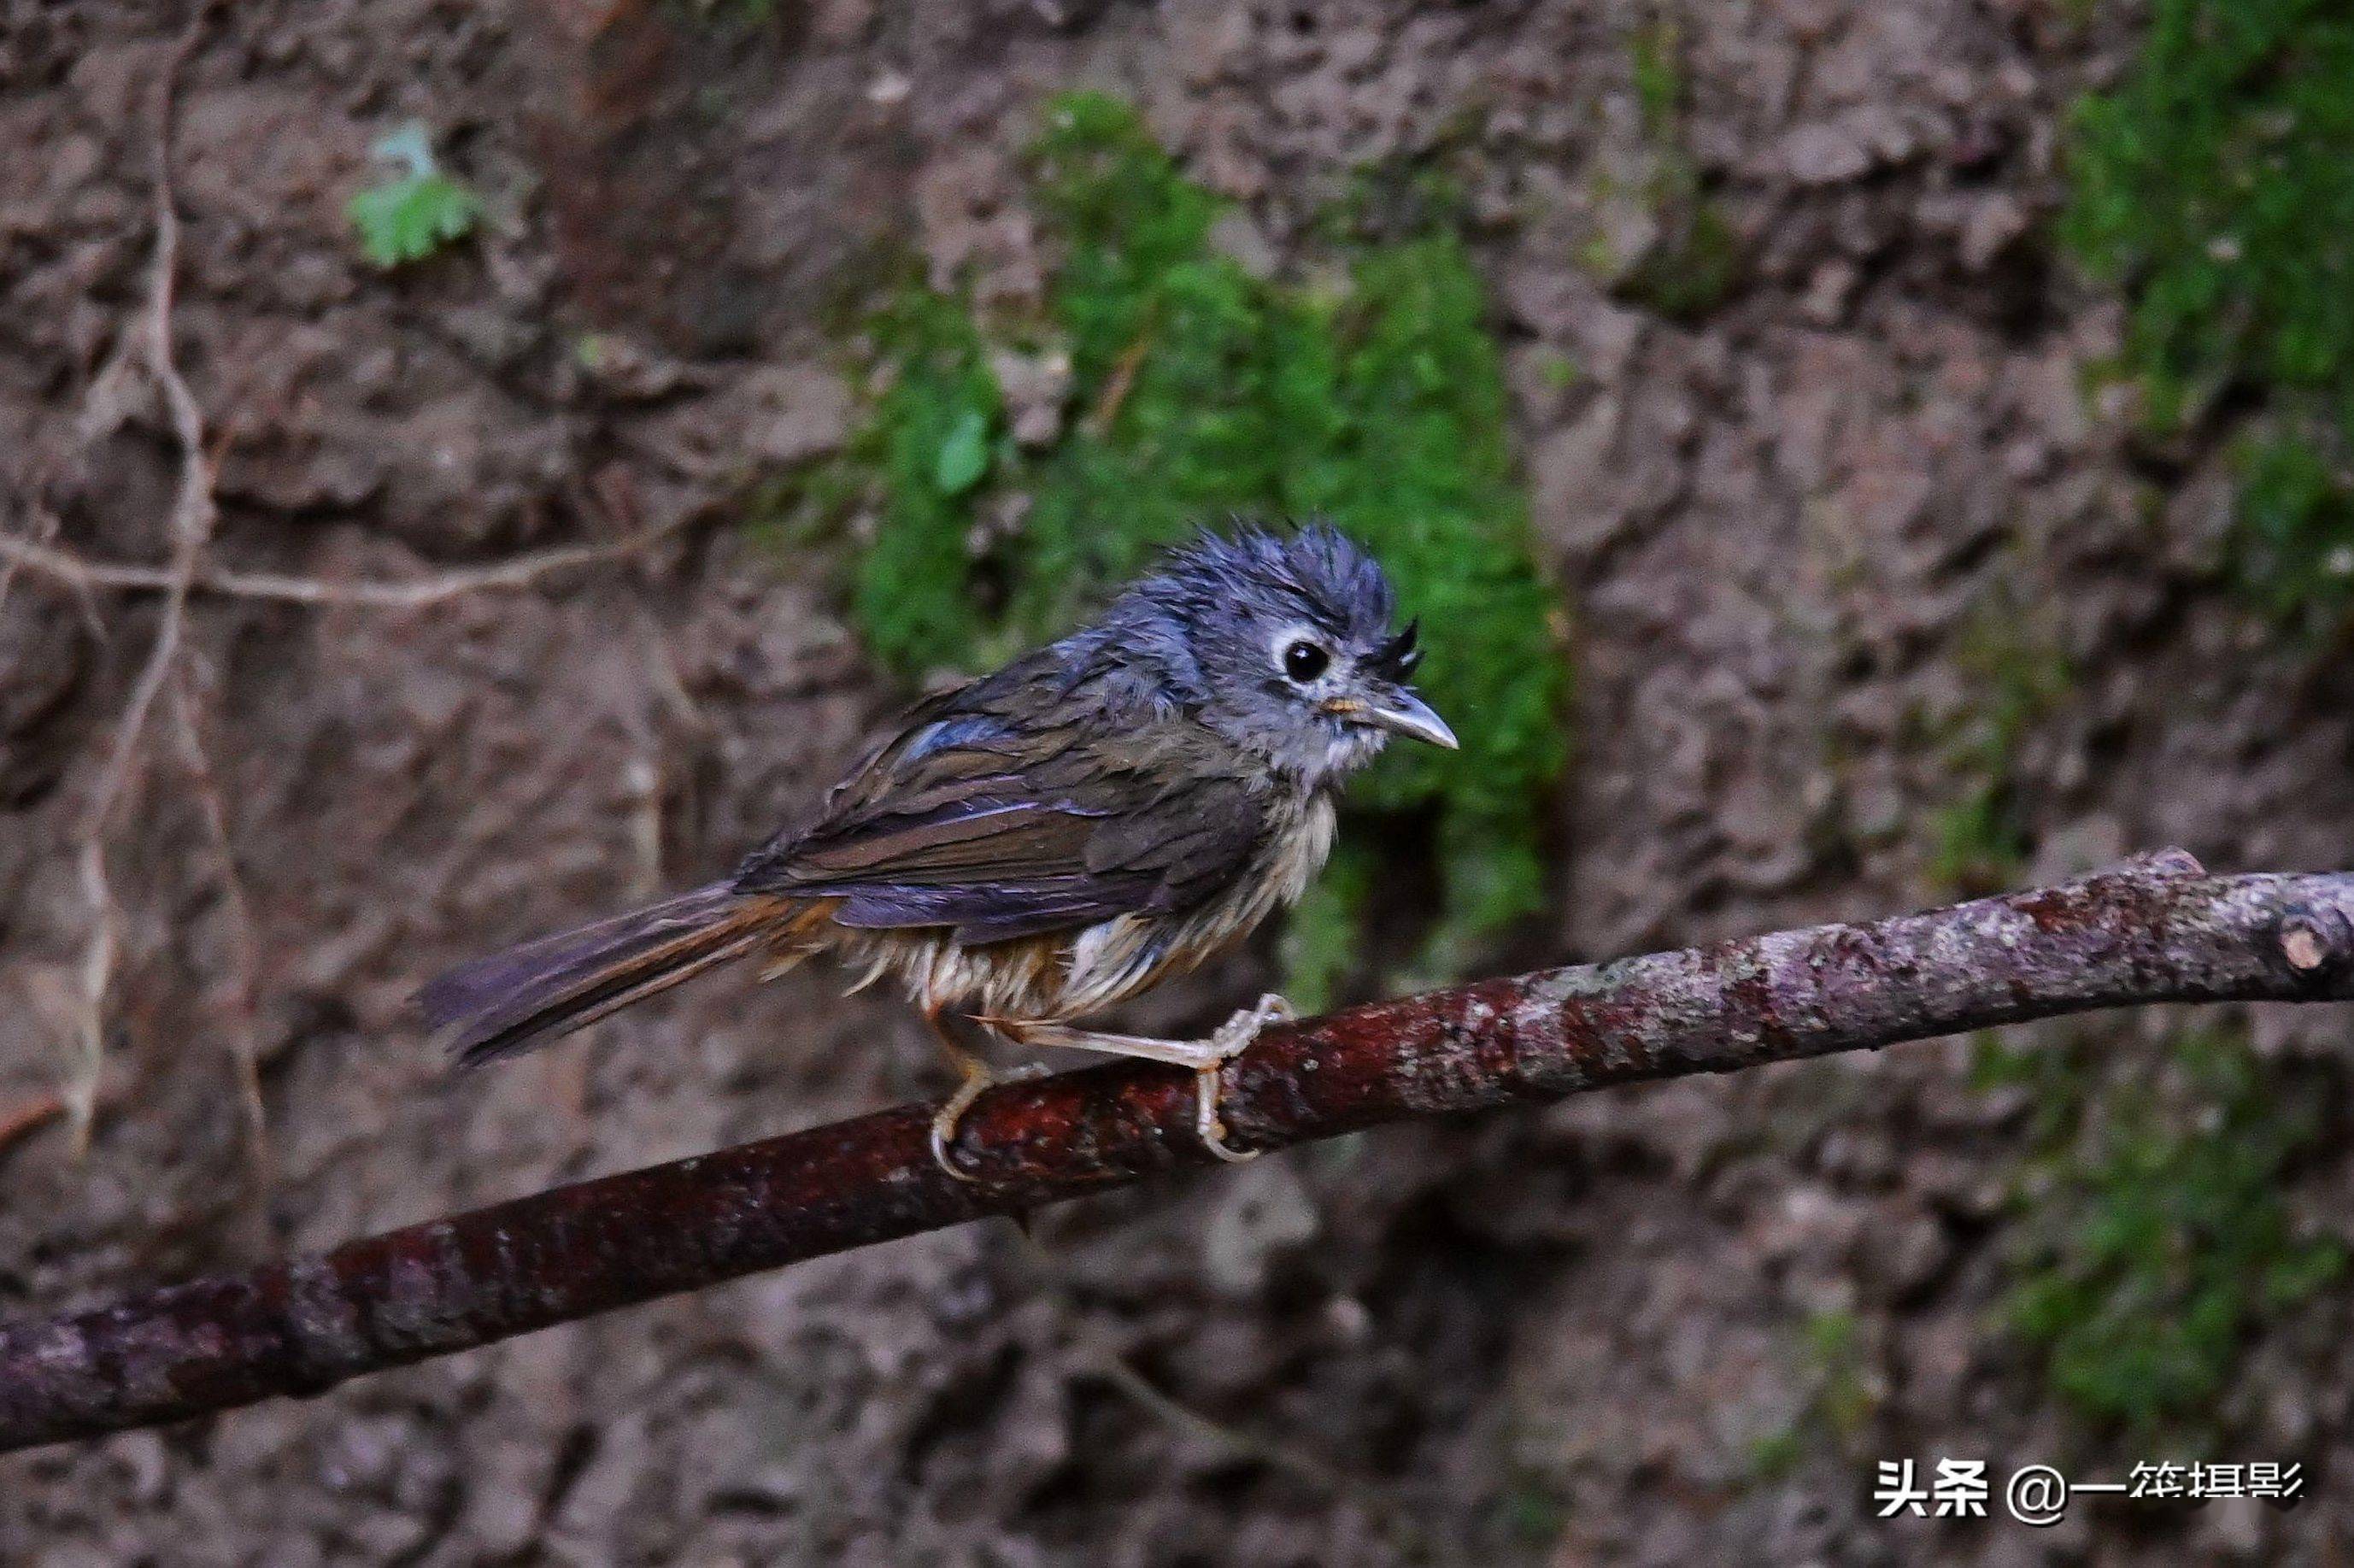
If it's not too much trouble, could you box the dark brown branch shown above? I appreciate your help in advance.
[6,852,2353,1454]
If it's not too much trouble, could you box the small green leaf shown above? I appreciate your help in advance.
[349,123,480,268]
[932,408,991,496]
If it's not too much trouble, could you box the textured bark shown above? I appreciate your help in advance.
[5,851,2352,1454]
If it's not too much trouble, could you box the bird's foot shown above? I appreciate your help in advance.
[930,1059,1050,1183]
[972,1000,1292,1164]
[1195,993,1293,1163]
[1210,992,1294,1055]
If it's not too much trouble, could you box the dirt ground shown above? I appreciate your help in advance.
[6,1,2354,1563]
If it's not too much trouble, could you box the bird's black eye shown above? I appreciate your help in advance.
[1281,639,1330,683]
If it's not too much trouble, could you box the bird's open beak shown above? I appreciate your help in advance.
[1359,691,1459,750]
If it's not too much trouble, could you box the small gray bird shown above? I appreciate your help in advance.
[419,523,1457,1175]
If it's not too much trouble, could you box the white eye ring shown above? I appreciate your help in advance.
[1270,625,1333,684]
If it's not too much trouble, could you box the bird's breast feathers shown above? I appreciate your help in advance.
[1054,790,1335,1016]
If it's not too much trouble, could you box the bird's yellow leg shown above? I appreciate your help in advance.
[987,994,1292,1163]
[923,1007,1047,1182]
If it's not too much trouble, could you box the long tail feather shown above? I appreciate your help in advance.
[418,883,778,1069]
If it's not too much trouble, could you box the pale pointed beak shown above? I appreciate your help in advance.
[1360,690,1459,750]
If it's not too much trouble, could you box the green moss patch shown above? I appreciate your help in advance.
[2063,0,2354,627]
[1925,594,2073,895]
[1977,1029,2345,1433]
[817,94,1566,997]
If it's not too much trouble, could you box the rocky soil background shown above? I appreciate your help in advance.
[4,1,2353,1563]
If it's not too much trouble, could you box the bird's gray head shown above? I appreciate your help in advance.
[1074,523,1458,788]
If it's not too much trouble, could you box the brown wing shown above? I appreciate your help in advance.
[732,680,1269,946]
